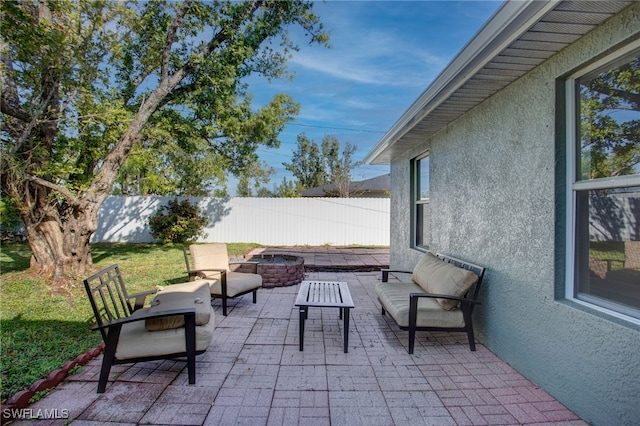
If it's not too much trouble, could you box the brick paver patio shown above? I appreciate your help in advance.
[15,264,585,425]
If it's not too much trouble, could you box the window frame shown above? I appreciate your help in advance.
[564,40,640,324]
[411,152,430,251]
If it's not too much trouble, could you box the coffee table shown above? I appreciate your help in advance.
[295,280,355,353]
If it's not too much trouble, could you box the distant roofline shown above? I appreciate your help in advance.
[300,174,390,197]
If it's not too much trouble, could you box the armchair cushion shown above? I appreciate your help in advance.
[211,271,262,297]
[412,252,479,310]
[190,243,229,272]
[117,307,215,359]
[145,281,213,331]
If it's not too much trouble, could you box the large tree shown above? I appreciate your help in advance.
[320,134,362,197]
[283,133,361,196]
[579,57,640,179]
[1,0,327,281]
[283,133,326,190]
[236,159,275,197]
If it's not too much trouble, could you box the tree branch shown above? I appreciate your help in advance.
[92,0,264,199]
[25,174,81,205]
[168,0,264,88]
[591,82,640,109]
[8,80,60,159]
[0,41,32,123]
[161,0,192,84]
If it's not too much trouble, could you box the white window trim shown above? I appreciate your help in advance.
[412,152,430,250]
[564,40,640,325]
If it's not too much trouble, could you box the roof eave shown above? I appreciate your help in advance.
[364,0,560,165]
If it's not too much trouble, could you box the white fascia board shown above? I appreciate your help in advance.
[364,0,561,165]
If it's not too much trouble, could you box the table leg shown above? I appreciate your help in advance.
[343,308,350,353]
[299,306,307,351]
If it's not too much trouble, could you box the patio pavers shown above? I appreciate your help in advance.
[248,247,390,271]
[15,256,586,425]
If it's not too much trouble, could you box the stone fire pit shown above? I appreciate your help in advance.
[230,254,305,288]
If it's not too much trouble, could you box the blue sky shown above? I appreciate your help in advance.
[241,1,502,194]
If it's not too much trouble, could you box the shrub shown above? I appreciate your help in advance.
[148,199,208,243]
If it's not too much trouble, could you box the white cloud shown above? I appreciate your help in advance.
[289,31,445,88]
[285,1,456,88]
[238,1,502,193]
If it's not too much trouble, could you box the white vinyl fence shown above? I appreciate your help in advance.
[92,196,390,246]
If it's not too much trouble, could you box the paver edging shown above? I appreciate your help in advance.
[0,343,104,424]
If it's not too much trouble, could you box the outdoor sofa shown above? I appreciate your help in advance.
[375,252,486,353]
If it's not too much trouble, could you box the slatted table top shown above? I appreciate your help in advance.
[295,281,354,309]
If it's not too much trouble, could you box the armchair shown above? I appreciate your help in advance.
[83,264,215,393]
[184,243,262,316]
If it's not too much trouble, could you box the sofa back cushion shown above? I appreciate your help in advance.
[412,252,479,310]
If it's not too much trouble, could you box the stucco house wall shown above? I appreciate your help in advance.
[388,4,639,425]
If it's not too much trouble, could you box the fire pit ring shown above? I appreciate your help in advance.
[230,254,305,288]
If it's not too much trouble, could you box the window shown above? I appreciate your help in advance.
[566,42,640,322]
[412,153,430,249]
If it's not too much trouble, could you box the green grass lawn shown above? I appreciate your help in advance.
[589,241,626,270]
[0,242,261,401]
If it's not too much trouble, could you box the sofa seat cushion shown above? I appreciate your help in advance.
[375,282,422,326]
[411,252,479,310]
[209,271,262,297]
[116,305,215,360]
[375,282,464,328]
[145,281,213,331]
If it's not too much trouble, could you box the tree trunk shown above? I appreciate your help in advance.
[20,183,99,281]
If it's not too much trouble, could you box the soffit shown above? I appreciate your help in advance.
[366,0,634,165]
